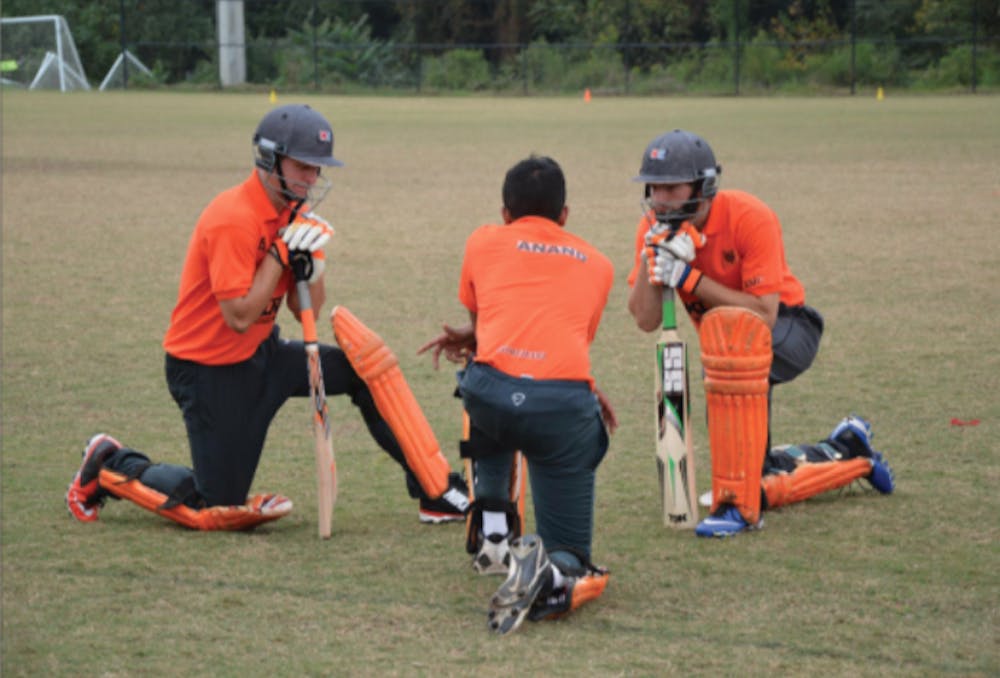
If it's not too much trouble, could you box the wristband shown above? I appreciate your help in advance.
[678,267,703,294]
[268,242,289,269]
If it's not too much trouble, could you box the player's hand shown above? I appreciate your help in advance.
[648,248,693,290]
[644,222,705,263]
[417,323,476,370]
[595,387,618,434]
[288,249,328,284]
[283,212,334,252]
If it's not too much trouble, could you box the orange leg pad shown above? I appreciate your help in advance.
[331,306,450,498]
[98,469,291,530]
[699,307,772,525]
[763,458,873,508]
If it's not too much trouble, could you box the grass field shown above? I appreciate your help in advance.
[2,91,998,676]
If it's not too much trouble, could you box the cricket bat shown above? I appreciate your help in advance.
[655,287,698,528]
[296,277,337,539]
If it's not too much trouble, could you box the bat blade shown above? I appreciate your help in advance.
[297,279,337,539]
[306,343,337,539]
[655,291,697,529]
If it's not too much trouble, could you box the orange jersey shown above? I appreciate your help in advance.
[459,216,613,386]
[163,171,293,365]
[627,190,805,326]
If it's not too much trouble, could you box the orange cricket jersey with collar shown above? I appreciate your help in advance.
[459,215,614,386]
[163,170,293,365]
[627,189,805,326]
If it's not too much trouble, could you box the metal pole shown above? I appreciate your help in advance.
[521,45,527,95]
[54,17,65,91]
[850,0,856,95]
[313,0,319,90]
[732,0,740,95]
[120,0,129,88]
[971,0,978,93]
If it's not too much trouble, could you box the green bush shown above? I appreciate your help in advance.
[558,49,625,92]
[520,40,570,91]
[914,44,1000,89]
[422,48,491,91]
[663,44,745,93]
[741,31,799,89]
[271,15,404,89]
[807,41,904,87]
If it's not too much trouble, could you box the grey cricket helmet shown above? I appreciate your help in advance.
[633,129,720,198]
[253,104,344,170]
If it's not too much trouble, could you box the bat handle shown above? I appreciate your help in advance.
[661,287,677,330]
[296,279,319,343]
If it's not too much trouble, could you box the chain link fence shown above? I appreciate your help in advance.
[3,0,998,94]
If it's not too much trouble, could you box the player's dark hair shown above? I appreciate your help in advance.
[502,155,566,222]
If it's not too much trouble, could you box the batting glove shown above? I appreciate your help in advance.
[648,247,703,294]
[282,211,334,252]
[269,235,327,283]
[643,222,705,263]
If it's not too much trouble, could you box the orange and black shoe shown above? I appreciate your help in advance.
[528,562,610,622]
[66,433,121,522]
[418,472,469,524]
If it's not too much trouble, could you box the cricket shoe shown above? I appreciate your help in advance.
[418,472,469,524]
[830,415,895,494]
[247,493,294,518]
[695,504,763,538]
[487,534,553,635]
[529,565,610,622]
[66,433,122,522]
[473,532,512,575]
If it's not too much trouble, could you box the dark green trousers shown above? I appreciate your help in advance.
[460,362,608,572]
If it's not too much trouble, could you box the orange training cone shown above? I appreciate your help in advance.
[584,88,592,102]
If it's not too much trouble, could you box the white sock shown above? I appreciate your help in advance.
[483,510,508,537]
[551,565,566,589]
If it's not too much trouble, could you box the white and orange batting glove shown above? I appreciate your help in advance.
[648,250,703,294]
[644,222,706,292]
[284,211,334,252]
[643,222,705,263]
[270,212,334,283]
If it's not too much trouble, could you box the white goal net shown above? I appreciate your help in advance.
[1,15,90,91]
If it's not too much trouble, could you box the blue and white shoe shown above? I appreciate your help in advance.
[867,454,895,494]
[695,504,763,538]
[830,415,874,455]
[830,415,895,494]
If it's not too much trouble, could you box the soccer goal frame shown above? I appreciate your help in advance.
[99,49,154,91]
[0,15,90,91]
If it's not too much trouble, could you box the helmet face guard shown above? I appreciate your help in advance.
[641,165,719,229]
[633,129,721,228]
[255,138,333,209]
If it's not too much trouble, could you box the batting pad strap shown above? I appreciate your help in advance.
[98,469,292,530]
[459,425,515,460]
[700,307,772,525]
[762,458,872,509]
[464,497,522,554]
[331,306,450,498]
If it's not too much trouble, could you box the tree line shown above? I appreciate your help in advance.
[2,0,997,92]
